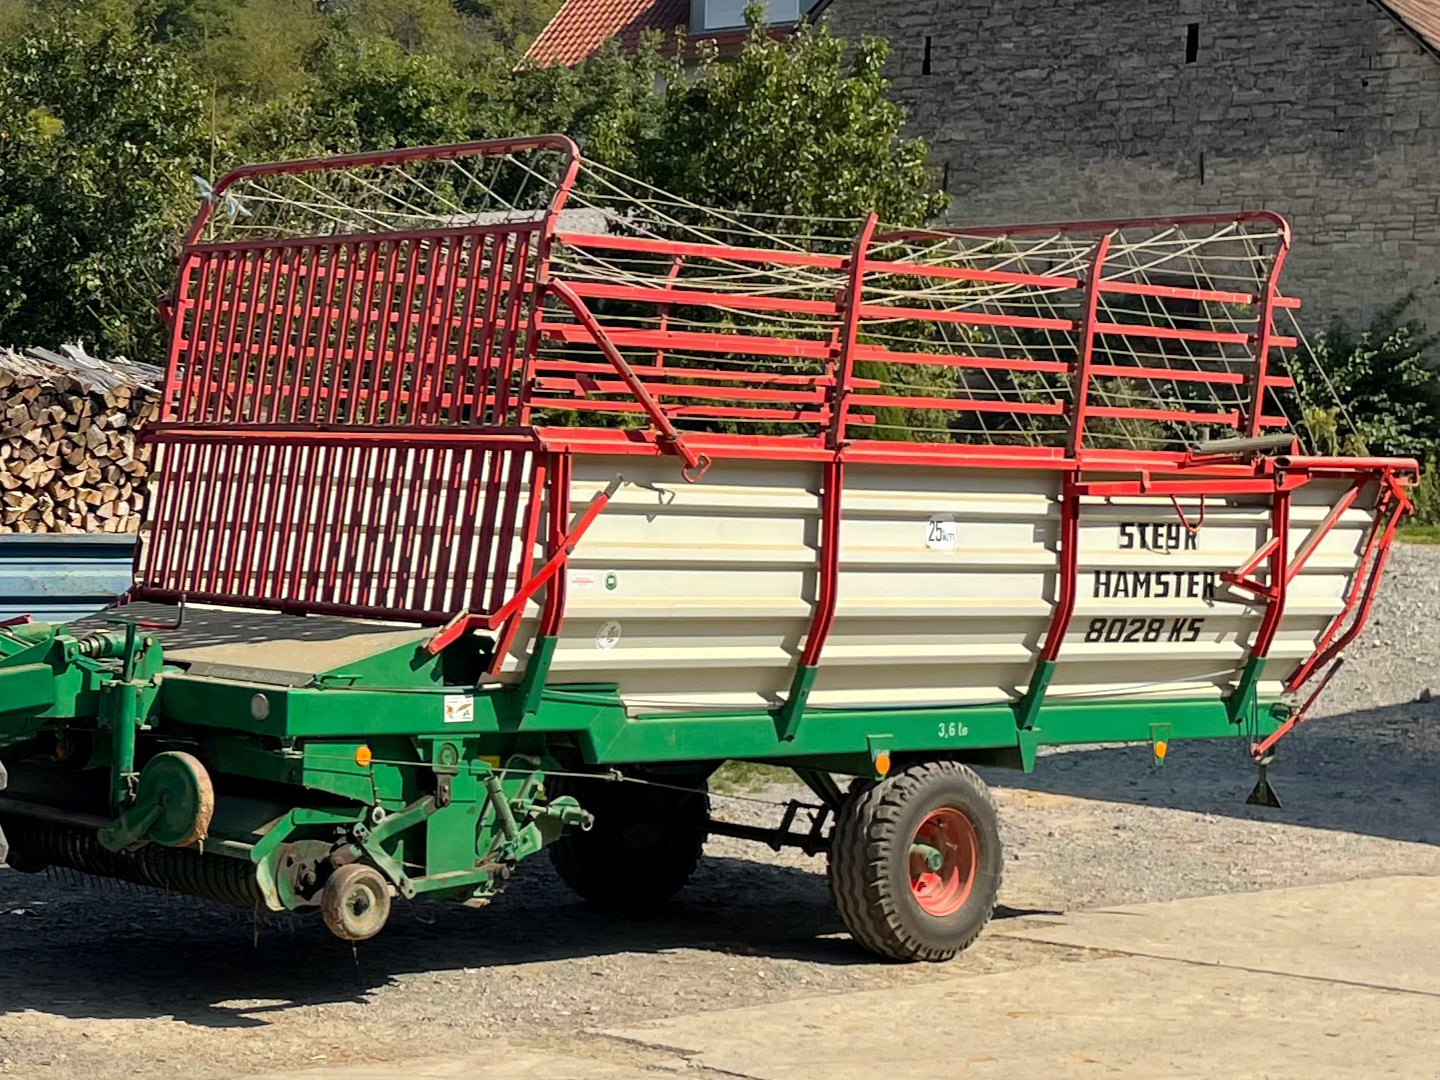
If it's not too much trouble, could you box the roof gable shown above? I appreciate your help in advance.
[525,0,688,68]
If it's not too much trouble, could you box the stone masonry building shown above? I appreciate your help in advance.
[531,0,1440,330]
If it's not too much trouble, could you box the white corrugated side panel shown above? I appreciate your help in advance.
[494,460,1376,716]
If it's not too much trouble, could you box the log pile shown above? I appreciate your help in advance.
[0,346,164,534]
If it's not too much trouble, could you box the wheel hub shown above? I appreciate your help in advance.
[908,807,978,917]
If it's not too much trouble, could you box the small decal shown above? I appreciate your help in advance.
[443,695,474,724]
[595,620,622,650]
[604,571,619,591]
[568,572,598,590]
[925,516,958,552]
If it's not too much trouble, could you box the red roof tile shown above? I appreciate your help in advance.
[525,0,689,68]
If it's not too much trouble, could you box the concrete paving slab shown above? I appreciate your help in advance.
[606,954,1440,1080]
[998,874,1440,995]
[238,1049,662,1080]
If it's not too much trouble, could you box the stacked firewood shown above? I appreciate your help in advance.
[0,346,164,533]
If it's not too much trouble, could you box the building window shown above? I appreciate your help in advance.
[923,35,932,75]
[1185,23,1200,64]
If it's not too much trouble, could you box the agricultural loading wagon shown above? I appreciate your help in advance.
[0,138,1415,960]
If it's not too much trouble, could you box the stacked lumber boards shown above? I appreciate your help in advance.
[0,346,163,534]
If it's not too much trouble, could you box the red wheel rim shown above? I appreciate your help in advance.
[908,807,978,917]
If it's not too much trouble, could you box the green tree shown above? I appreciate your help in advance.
[639,20,946,226]
[506,16,946,229]
[0,3,208,359]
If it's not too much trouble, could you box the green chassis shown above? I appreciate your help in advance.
[0,616,1283,916]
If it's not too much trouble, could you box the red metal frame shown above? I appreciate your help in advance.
[137,139,1417,731]
[798,459,844,669]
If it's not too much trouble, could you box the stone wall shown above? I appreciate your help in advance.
[822,0,1440,332]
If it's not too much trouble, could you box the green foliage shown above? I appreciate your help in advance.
[0,0,944,374]
[236,28,481,157]
[0,2,208,359]
[632,18,945,226]
[1286,298,1440,459]
[1409,456,1440,525]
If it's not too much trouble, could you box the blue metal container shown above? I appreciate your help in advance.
[0,534,136,625]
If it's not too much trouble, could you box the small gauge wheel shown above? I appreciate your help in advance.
[320,863,393,941]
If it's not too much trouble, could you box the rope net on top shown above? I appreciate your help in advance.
[182,139,1309,453]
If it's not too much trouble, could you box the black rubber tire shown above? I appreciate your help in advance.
[829,759,1003,962]
[547,773,708,913]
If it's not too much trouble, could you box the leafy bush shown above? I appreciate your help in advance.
[1286,298,1440,459]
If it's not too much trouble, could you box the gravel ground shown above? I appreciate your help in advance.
[3,546,1438,1079]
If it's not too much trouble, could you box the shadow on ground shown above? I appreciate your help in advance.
[983,701,1440,848]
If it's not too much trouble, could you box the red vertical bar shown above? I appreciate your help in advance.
[325,242,362,424]
[389,446,428,610]
[410,237,448,421]
[426,445,470,614]
[245,442,285,598]
[1037,481,1081,663]
[215,249,259,423]
[215,440,248,596]
[470,451,505,610]
[293,443,336,606]
[652,255,684,374]
[487,451,526,611]
[450,445,488,612]
[139,444,180,587]
[827,213,878,449]
[250,248,288,424]
[1249,489,1292,660]
[319,443,360,605]
[427,236,466,422]
[473,233,509,422]
[798,459,844,666]
[537,452,571,637]
[374,444,409,609]
[271,246,320,424]
[335,444,371,608]
[387,241,425,423]
[254,443,291,601]
[161,254,203,423]
[213,250,252,421]
[360,242,399,425]
[1067,232,1115,457]
[449,235,486,423]
[406,443,450,614]
[344,241,378,424]
[167,441,203,592]
[493,232,532,424]
[193,250,236,422]
[305,245,343,422]
[1244,239,1290,439]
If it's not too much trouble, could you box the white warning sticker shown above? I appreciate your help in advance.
[568,572,599,591]
[595,620,622,650]
[443,695,474,724]
[925,516,958,552]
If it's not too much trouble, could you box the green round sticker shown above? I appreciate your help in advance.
[604,572,619,591]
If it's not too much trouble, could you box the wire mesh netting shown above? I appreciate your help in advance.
[167,138,1305,453]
